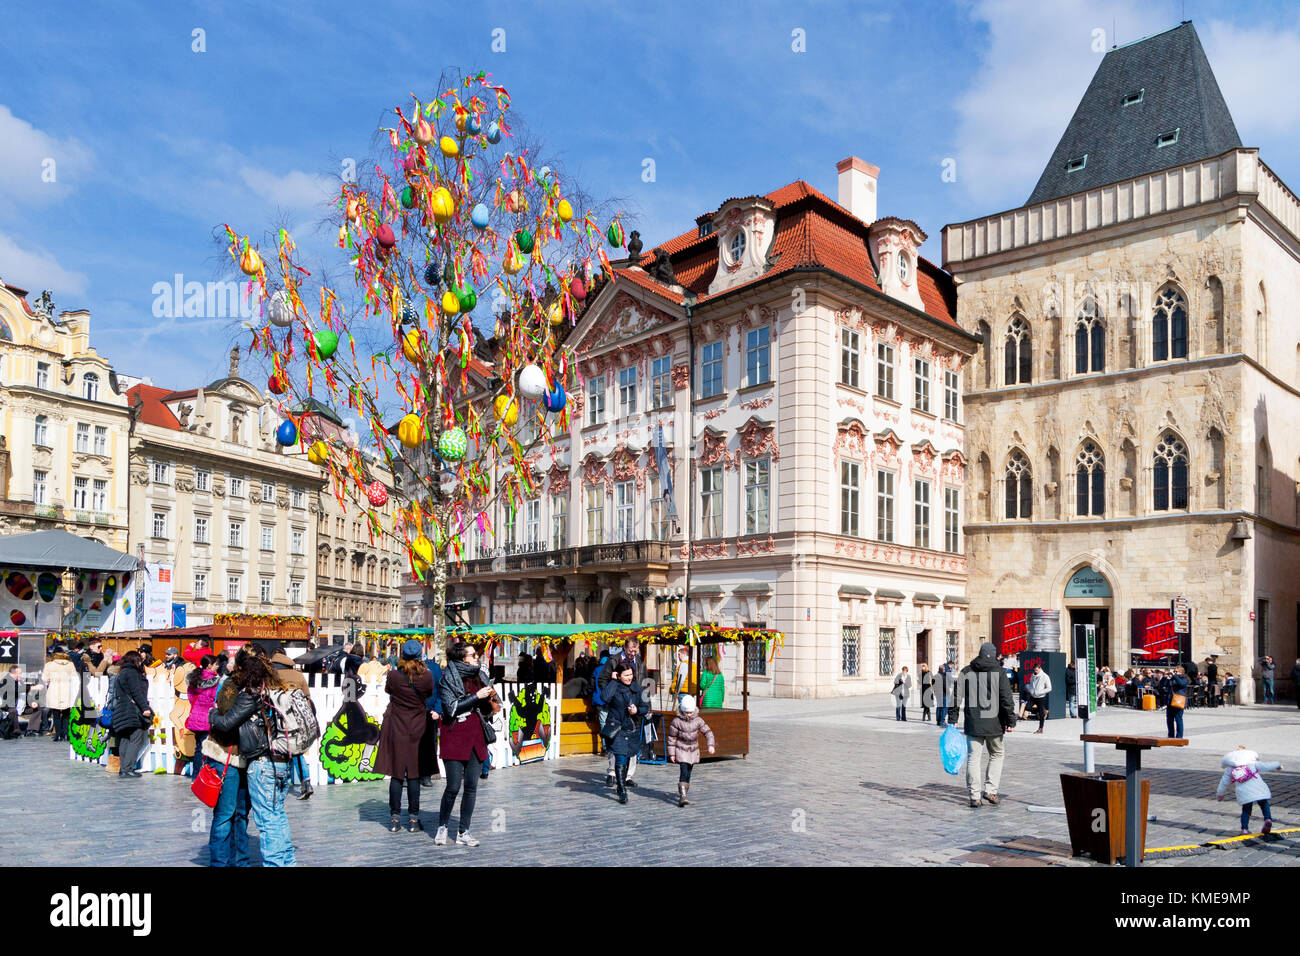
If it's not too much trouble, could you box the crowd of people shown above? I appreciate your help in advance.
[1,631,728,862]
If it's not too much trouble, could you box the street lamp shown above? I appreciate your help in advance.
[343,614,361,647]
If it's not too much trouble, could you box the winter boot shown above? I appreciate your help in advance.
[678,782,692,807]
[615,764,629,804]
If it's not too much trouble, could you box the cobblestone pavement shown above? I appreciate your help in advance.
[6,695,1300,866]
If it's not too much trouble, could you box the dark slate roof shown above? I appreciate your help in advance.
[1027,21,1242,206]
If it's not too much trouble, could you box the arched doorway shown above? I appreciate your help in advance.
[610,598,632,624]
[1063,564,1112,668]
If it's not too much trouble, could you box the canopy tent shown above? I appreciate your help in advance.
[0,529,136,572]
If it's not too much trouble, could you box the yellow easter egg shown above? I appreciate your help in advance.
[307,441,328,465]
[397,413,424,448]
[493,395,518,427]
[412,535,434,571]
[401,329,422,363]
[441,290,461,315]
[547,301,564,326]
[430,187,455,223]
[503,242,525,275]
[557,199,573,222]
[439,136,459,158]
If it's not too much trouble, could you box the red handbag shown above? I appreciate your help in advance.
[190,750,230,808]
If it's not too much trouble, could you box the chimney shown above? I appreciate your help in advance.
[836,157,879,225]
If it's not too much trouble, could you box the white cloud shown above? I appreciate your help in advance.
[239,166,336,214]
[1201,20,1300,145]
[0,106,94,210]
[950,0,1175,213]
[0,231,89,297]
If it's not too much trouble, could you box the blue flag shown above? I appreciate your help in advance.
[655,424,676,520]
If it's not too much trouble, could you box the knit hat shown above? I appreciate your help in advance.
[978,641,998,660]
[401,639,423,660]
[679,694,697,714]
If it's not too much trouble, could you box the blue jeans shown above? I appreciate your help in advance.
[207,755,250,867]
[290,754,309,787]
[1066,695,1077,717]
[1242,799,1272,830]
[247,758,296,866]
[1165,707,1184,738]
[189,732,208,778]
[935,706,948,726]
[1263,678,1275,704]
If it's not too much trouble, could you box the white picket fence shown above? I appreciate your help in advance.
[67,671,560,785]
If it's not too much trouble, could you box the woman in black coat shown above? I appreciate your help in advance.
[600,661,649,804]
[375,640,437,833]
[1165,666,1190,739]
[110,651,153,778]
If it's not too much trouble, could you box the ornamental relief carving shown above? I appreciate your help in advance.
[698,430,738,471]
[737,418,779,462]
[834,423,870,463]
[130,469,149,486]
[547,462,570,496]
[176,478,195,493]
[735,535,775,556]
[671,364,690,390]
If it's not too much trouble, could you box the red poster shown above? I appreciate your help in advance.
[1130,608,1188,660]
[991,608,1029,656]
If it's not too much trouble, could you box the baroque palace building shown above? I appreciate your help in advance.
[125,349,326,626]
[445,159,978,697]
[942,22,1300,698]
[0,282,130,551]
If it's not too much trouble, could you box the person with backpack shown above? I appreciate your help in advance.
[40,646,78,743]
[436,642,496,847]
[590,648,613,785]
[203,670,251,867]
[375,640,437,833]
[270,646,315,800]
[111,651,153,777]
[948,642,1017,808]
[208,650,296,866]
[601,661,650,805]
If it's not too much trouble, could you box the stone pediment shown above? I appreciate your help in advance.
[575,291,676,354]
[208,378,264,405]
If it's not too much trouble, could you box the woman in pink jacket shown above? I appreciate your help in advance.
[185,655,220,778]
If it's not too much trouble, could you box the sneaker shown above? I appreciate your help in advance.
[985,793,1000,806]
[434,826,448,846]
[1262,819,1273,835]
[625,779,637,789]
[297,782,314,801]
[969,798,982,808]
[456,831,480,847]
[408,818,423,833]
[605,774,615,788]
[420,776,433,787]
[1241,828,1250,836]
[389,817,402,833]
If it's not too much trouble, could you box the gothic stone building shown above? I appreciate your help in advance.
[449,159,977,698]
[942,22,1300,697]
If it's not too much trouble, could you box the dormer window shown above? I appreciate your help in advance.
[698,222,714,238]
[1066,155,1087,173]
[727,231,746,265]
[1121,89,1144,107]
[1155,128,1180,148]
[897,252,911,285]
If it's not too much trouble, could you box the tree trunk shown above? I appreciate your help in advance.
[431,545,447,663]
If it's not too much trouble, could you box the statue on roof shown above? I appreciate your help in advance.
[33,291,54,319]
[650,248,677,286]
[229,346,240,378]
[626,230,643,259]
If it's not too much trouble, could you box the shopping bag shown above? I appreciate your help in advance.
[940,724,967,775]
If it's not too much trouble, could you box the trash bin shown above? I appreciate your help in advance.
[1060,772,1150,864]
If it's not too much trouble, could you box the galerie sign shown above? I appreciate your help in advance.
[1064,566,1111,598]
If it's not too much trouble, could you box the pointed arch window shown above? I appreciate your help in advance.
[1075,442,1105,516]
[1153,433,1188,511]
[1004,316,1032,385]
[1005,451,1032,519]
[1075,298,1105,373]
[1152,286,1188,362]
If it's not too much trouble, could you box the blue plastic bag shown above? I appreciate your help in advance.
[940,724,967,775]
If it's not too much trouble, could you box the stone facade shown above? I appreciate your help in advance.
[0,282,130,550]
[126,362,325,626]
[943,150,1300,698]
[314,458,404,643]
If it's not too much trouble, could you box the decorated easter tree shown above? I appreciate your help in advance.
[224,72,624,656]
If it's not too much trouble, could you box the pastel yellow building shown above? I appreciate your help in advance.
[0,281,130,550]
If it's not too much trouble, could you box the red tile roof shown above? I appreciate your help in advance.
[614,179,958,327]
[127,384,182,431]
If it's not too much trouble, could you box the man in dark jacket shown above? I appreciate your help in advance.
[1261,656,1277,704]
[1064,662,1078,717]
[949,642,1017,808]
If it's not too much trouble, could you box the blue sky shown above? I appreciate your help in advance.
[3,0,1298,395]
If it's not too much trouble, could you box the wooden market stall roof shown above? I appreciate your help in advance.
[369,623,785,648]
